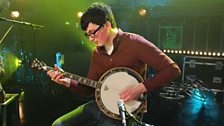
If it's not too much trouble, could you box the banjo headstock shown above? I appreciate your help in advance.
[30,58,47,71]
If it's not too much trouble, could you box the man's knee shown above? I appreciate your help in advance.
[52,119,66,126]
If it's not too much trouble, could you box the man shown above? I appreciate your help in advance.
[47,2,181,126]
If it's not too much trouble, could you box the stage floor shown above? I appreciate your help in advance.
[143,90,224,126]
[3,83,224,126]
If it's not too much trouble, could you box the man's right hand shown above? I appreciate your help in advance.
[47,64,71,87]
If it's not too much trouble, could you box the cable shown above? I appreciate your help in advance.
[124,110,154,126]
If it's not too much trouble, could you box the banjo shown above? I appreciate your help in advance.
[31,59,147,120]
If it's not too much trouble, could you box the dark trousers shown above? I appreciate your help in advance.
[52,101,140,126]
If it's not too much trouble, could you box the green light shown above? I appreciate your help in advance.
[65,22,70,25]
[15,58,22,68]
[81,41,85,45]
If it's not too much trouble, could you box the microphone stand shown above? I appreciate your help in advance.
[0,17,44,29]
[0,24,13,44]
[0,16,44,59]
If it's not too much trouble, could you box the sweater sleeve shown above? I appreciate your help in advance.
[135,36,181,92]
[143,63,181,92]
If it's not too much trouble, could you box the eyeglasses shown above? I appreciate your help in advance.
[85,25,102,37]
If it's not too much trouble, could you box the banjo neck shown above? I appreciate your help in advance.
[30,58,146,120]
[42,66,98,88]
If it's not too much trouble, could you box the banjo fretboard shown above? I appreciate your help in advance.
[42,66,98,88]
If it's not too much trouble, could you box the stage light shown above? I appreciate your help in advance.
[81,40,85,45]
[11,11,20,18]
[163,49,223,57]
[15,58,22,68]
[208,52,212,56]
[56,52,64,68]
[77,11,83,18]
[138,8,147,16]
[65,21,70,25]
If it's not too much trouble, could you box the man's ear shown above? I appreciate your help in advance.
[105,21,112,29]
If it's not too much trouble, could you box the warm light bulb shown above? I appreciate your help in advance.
[11,11,20,18]
[139,8,147,16]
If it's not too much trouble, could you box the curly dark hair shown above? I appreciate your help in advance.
[80,2,117,31]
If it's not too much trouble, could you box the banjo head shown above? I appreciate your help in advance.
[95,67,146,120]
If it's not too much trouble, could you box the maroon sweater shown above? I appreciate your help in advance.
[70,31,181,95]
